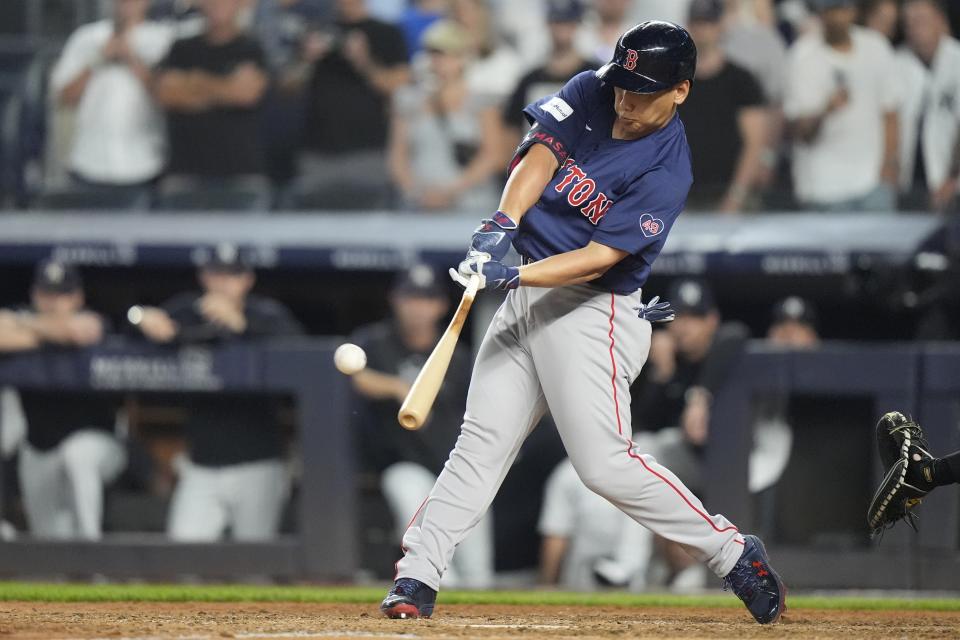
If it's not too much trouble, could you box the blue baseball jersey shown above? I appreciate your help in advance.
[512,70,693,294]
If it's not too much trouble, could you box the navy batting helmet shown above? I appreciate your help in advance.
[596,21,697,94]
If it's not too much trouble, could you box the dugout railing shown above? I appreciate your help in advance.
[0,339,355,580]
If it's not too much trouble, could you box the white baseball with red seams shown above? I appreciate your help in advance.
[395,283,745,590]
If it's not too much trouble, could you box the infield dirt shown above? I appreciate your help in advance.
[0,602,958,639]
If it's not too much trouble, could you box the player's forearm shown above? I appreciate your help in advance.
[153,71,212,110]
[0,312,41,351]
[352,369,409,401]
[518,242,627,288]
[882,111,899,183]
[58,68,93,106]
[498,144,559,222]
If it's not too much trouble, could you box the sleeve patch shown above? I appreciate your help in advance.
[640,213,665,237]
[540,96,573,122]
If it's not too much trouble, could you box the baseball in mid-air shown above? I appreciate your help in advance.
[334,343,367,375]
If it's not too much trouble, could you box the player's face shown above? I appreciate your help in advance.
[767,321,819,349]
[820,7,857,39]
[668,312,719,359]
[199,269,254,302]
[688,21,723,53]
[548,21,578,51]
[392,294,450,334]
[199,0,243,27]
[427,49,466,81]
[613,82,690,138]
[31,289,84,316]
[904,1,947,62]
[114,0,149,26]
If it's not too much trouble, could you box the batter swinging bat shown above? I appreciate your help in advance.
[398,275,480,430]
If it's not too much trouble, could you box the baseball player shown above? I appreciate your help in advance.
[380,21,786,624]
[868,411,960,535]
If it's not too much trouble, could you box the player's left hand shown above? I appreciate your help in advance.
[635,296,675,323]
[449,254,519,291]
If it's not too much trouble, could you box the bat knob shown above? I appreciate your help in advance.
[398,411,422,431]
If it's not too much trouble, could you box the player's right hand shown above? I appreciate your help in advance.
[468,211,518,262]
[449,254,519,291]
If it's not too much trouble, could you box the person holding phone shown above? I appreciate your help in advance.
[49,0,173,196]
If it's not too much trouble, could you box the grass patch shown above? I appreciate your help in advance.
[0,583,956,611]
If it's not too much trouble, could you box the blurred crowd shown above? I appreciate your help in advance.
[0,0,956,213]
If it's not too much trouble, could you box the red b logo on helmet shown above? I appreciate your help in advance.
[624,48,639,71]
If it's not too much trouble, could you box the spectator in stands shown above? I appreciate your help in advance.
[351,264,493,589]
[132,244,303,541]
[575,0,634,65]
[631,0,694,27]
[896,0,960,212]
[284,0,409,209]
[397,0,449,56]
[451,0,522,105]
[0,260,125,540]
[862,0,900,44]
[681,0,769,212]
[154,0,270,196]
[388,21,504,212]
[502,0,595,141]
[48,0,173,197]
[784,0,900,212]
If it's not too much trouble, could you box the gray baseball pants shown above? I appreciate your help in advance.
[396,283,745,590]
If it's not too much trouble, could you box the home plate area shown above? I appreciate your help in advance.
[2,602,959,640]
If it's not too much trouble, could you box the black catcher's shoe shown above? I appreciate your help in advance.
[723,535,786,624]
[380,577,437,619]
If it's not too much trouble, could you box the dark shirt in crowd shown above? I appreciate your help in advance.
[162,292,303,467]
[631,322,749,432]
[503,62,596,131]
[160,34,268,177]
[303,18,408,154]
[680,63,764,205]
[352,320,470,475]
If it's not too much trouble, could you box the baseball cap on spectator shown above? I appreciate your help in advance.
[547,0,585,24]
[688,0,725,23]
[667,279,717,316]
[771,296,818,328]
[33,259,82,294]
[422,20,471,55]
[201,243,253,274]
[393,264,446,298]
[808,0,856,11]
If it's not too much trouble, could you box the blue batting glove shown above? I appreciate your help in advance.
[468,211,518,262]
[449,254,520,291]
[635,296,675,323]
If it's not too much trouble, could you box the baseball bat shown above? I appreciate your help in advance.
[398,275,480,430]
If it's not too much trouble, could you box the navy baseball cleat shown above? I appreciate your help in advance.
[723,535,786,624]
[380,577,437,619]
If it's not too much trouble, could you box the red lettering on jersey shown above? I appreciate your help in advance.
[624,49,639,71]
[554,164,586,193]
[581,192,612,224]
[567,179,596,206]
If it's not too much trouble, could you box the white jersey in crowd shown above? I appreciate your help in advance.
[895,36,960,192]
[784,26,900,205]
[49,20,173,185]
